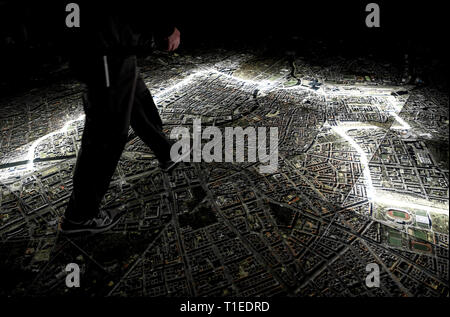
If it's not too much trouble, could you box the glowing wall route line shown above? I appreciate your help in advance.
[325,94,410,204]
[389,110,411,130]
[374,195,449,215]
[25,115,85,171]
[330,125,376,201]
[22,69,207,173]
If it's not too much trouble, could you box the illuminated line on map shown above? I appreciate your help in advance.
[2,64,447,220]
[208,69,275,90]
[26,115,85,171]
[373,194,449,215]
[23,69,210,172]
[13,67,285,177]
[152,68,275,103]
[24,69,223,172]
[331,126,376,200]
[151,70,208,101]
[6,68,398,174]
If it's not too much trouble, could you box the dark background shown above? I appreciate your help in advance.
[0,0,447,94]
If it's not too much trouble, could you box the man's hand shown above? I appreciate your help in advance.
[167,27,180,52]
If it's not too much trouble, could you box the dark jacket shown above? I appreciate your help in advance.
[56,0,177,82]
[62,0,175,57]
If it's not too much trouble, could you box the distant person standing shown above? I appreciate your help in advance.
[59,1,181,234]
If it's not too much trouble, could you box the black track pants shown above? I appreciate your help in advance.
[65,55,171,221]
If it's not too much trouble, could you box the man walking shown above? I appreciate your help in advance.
[59,2,180,234]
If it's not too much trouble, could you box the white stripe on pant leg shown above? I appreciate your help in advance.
[103,55,110,88]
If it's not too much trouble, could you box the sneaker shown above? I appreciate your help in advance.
[59,208,124,235]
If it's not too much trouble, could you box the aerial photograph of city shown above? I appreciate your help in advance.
[0,0,447,308]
